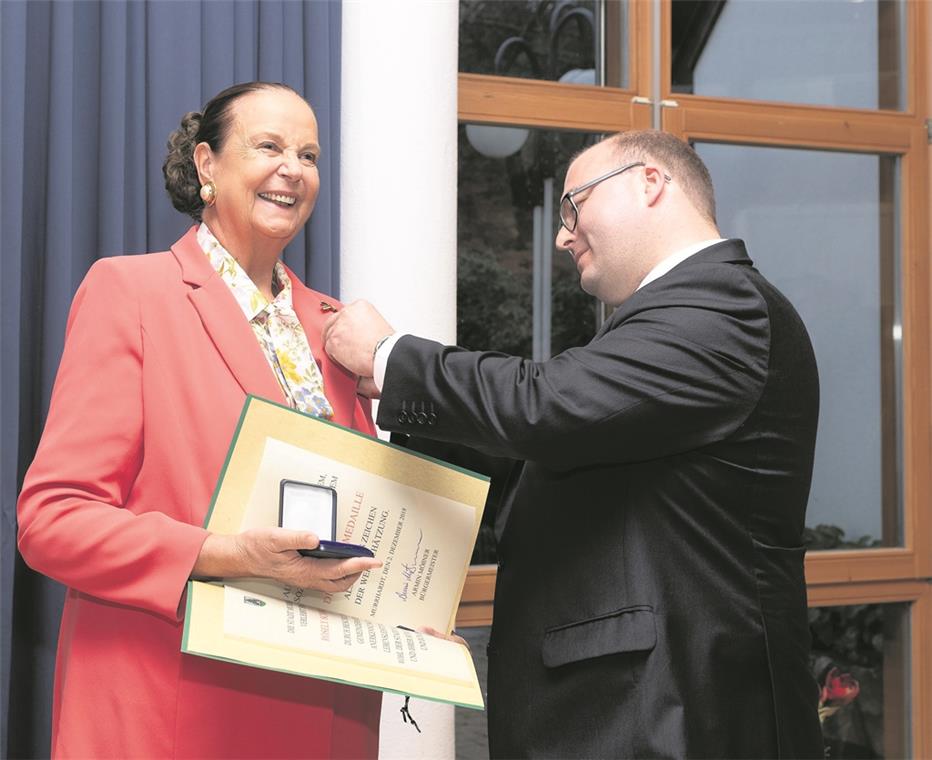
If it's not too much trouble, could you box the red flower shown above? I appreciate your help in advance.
[820,667,860,708]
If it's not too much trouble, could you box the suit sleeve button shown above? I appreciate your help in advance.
[416,411,427,424]
[398,411,409,424]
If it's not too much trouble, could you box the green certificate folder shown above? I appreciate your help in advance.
[182,395,489,709]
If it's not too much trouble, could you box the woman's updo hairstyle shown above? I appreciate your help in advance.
[163,81,302,221]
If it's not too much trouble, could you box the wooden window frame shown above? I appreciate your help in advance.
[459,0,652,130]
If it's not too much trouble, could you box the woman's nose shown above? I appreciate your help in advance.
[278,151,302,179]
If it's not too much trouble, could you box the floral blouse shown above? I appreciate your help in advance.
[197,224,334,419]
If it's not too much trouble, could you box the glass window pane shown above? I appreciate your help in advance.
[810,602,911,758]
[458,124,601,359]
[695,143,901,548]
[459,0,628,88]
[672,0,906,110]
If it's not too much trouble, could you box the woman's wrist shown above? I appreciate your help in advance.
[191,532,240,579]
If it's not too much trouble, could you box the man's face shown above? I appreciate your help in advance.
[555,144,650,307]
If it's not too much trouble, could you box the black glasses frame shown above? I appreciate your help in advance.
[559,161,671,232]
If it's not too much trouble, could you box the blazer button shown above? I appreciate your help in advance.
[427,412,437,425]
[416,411,427,425]
[397,411,409,424]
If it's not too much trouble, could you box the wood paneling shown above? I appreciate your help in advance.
[456,564,496,628]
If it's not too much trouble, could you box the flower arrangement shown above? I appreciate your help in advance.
[818,667,861,723]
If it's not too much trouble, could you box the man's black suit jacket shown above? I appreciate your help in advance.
[377,240,824,758]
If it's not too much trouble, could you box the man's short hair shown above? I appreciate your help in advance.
[602,131,717,224]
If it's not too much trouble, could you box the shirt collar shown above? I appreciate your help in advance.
[636,238,727,291]
[196,223,292,320]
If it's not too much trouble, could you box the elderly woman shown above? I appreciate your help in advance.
[17,82,383,758]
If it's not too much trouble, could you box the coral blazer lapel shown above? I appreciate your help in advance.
[171,227,286,405]
[289,275,359,428]
[170,227,357,425]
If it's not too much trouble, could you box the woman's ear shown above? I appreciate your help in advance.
[193,142,214,185]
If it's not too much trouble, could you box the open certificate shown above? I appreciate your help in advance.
[182,396,490,709]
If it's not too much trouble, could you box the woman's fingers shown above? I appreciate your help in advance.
[213,528,381,593]
[288,546,381,592]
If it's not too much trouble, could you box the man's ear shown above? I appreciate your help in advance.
[193,142,214,185]
[642,165,667,207]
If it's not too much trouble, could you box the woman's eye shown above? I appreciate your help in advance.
[301,152,318,165]
[258,142,279,152]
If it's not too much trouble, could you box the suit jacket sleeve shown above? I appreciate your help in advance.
[17,259,209,621]
[377,269,770,470]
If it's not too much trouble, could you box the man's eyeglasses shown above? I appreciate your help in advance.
[559,161,671,233]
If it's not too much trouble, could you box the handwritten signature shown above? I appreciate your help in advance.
[394,530,423,602]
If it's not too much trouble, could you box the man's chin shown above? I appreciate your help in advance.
[580,278,625,309]
[578,271,600,300]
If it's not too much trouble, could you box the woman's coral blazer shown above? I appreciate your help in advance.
[17,227,381,758]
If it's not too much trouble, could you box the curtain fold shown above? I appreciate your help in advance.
[0,2,342,755]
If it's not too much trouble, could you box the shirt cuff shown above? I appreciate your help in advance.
[374,333,404,391]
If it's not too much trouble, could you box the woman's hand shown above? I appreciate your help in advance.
[192,528,382,593]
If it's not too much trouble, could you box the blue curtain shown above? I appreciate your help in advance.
[0,1,342,755]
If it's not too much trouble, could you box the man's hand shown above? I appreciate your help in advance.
[419,626,469,648]
[356,377,381,400]
[323,300,395,379]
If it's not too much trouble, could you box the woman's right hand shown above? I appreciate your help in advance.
[192,528,382,593]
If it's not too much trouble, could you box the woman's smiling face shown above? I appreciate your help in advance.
[197,87,321,253]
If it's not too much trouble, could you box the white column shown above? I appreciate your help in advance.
[340,2,459,759]
[340,0,459,346]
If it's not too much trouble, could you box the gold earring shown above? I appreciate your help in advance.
[199,181,217,207]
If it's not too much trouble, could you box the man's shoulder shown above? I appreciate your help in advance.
[686,241,806,326]
[628,248,766,316]
[600,249,772,363]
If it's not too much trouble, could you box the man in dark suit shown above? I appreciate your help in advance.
[324,131,824,758]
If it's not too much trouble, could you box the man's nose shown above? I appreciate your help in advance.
[555,223,573,251]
